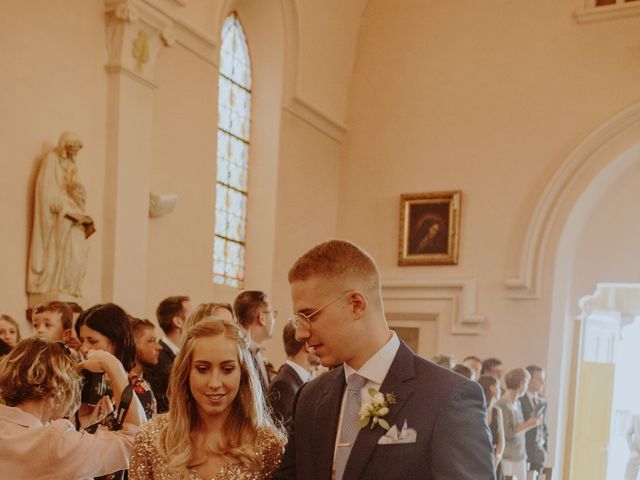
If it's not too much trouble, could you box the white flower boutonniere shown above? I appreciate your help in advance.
[358,388,396,430]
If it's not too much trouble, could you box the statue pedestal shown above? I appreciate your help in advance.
[28,292,85,308]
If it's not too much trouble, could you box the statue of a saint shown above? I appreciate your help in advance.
[27,132,95,305]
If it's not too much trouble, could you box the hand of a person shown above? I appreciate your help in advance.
[77,349,119,374]
[527,415,542,427]
[77,395,114,429]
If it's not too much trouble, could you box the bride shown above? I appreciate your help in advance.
[130,319,284,479]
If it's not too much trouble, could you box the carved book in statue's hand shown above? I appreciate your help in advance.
[65,212,96,239]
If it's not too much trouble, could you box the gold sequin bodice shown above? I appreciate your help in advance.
[129,414,284,480]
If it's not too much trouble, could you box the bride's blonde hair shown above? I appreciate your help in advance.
[158,318,277,475]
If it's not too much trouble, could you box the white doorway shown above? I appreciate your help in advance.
[570,284,640,480]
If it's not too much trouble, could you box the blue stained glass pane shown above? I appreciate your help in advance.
[215,211,227,237]
[220,49,233,78]
[216,185,228,212]
[227,214,242,242]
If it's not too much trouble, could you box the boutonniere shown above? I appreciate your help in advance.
[358,388,396,430]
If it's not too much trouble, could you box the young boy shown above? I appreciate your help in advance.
[32,301,73,343]
[129,317,162,419]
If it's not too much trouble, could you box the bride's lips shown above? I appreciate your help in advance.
[205,393,226,405]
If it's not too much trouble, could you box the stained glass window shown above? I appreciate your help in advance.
[214,14,251,288]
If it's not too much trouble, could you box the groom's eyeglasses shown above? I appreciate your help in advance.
[288,291,355,330]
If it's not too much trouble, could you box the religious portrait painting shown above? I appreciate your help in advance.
[398,191,461,266]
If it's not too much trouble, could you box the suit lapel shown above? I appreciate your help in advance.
[283,363,305,388]
[343,342,416,480]
[521,394,532,418]
[312,367,346,480]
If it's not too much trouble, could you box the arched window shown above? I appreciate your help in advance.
[214,13,251,288]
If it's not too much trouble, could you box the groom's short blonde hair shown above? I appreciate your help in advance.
[288,240,379,288]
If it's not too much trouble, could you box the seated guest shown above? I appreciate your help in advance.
[234,291,277,391]
[453,363,475,380]
[144,295,191,414]
[32,301,74,344]
[0,337,144,478]
[497,368,541,480]
[0,314,20,349]
[129,318,162,420]
[482,357,504,381]
[267,323,312,425]
[181,302,235,337]
[479,375,505,479]
[130,319,284,480]
[463,355,483,380]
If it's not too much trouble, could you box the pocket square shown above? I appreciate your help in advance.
[377,420,417,444]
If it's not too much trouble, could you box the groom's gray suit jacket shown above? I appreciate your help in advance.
[273,341,496,480]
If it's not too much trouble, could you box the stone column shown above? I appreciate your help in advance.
[102,0,176,314]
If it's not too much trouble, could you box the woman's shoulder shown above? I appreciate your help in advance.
[255,426,285,476]
[137,412,169,442]
[255,426,285,456]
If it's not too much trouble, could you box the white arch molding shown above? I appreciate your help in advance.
[505,101,640,299]
[536,102,640,477]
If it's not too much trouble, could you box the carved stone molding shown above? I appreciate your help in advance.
[105,0,217,81]
[381,277,485,335]
[505,101,640,300]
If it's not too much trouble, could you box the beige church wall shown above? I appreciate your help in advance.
[337,0,640,370]
[145,42,221,316]
[264,111,343,366]
[145,0,286,320]
[290,0,368,122]
[0,0,107,328]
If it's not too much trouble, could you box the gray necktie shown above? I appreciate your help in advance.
[334,373,367,480]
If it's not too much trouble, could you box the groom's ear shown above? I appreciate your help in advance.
[348,291,367,318]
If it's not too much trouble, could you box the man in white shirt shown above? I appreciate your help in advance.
[267,323,313,425]
[273,240,495,480]
[625,414,640,480]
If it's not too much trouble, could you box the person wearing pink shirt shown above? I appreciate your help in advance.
[0,337,144,479]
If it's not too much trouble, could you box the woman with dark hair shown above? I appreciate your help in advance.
[76,303,137,372]
[130,319,284,479]
[75,303,140,480]
[478,375,505,479]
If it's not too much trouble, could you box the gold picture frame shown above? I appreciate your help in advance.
[398,191,461,266]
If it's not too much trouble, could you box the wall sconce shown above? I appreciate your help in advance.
[149,192,178,217]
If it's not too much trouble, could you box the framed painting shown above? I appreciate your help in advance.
[398,190,461,266]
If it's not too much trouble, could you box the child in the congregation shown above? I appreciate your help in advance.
[0,314,21,349]
[32,301,74,344]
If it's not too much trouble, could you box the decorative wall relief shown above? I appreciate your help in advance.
[132,29,150,73]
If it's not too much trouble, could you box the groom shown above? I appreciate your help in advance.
[273,240,495,480]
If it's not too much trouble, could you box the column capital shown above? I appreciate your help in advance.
[105,0,177,86]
